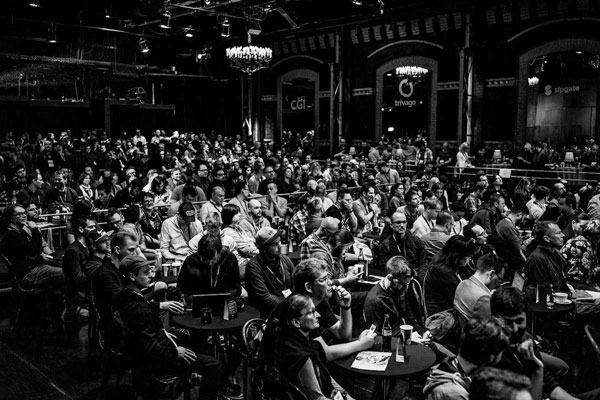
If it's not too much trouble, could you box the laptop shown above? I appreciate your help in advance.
[191,293,231,318]
[512,272,525,292]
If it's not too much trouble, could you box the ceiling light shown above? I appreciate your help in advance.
[29,0,40,7]
[139,36,150,53]
[105,8,111,19]
[247,21,261,36]
[204,0,213,5]
[185,26,194,38]
[352,0,363,5]
[221,18,230,37]
[47,23,57,43]
[160,11,171,29]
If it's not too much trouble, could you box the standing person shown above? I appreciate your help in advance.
[454,142,472,177]
[115,255,221,400]
[245,227,295,317]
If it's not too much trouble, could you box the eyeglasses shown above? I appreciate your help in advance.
[108,219,123,225]
[392,220,408,225]
[27,207,38,212]
[299,309,318,318]
[315,274,332,284]
[13,211,26,217]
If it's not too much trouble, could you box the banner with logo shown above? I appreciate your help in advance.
[381,69,429,136]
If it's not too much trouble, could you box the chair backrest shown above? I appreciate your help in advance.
[585,324,600,364]
[0,252,29,293]
[242,318,266,368]
[407,278,426,326]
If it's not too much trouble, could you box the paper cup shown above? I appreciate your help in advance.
[400,324,413,345]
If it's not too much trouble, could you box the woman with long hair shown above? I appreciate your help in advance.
[278,166,296,195]
[76,172,97,204]
[454,142,472,176]
[150,174,171,205]
[422,235,476,316]
[512,178,532,207]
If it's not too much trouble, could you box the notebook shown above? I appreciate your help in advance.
[191,293,231,318]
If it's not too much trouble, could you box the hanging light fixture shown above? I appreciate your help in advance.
[160,10,171,29]
[221,18,231,37]
[185,26,194,38]
[226,32,272,75]
[395,66,429,79]
[528,76,539,86]
[47,22,57,43]
[29,0,40,7]
[139,36,150,53]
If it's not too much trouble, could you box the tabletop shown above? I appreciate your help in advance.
[527,301,575,314]
[173,305,260,332]
[333,341,436,378]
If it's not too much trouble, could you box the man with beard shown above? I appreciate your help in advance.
[17,172,46,209]
[299,217,339,263]
[490,287,600,400]
[325,188,357,233]
[239,199,271,238]
[83,228,112,280]
[364,256,431,341]
[380,211,425,273]
[495,203,529,276]
[45,170,78,212]
[245,227,295,317]
[453,253,504,324]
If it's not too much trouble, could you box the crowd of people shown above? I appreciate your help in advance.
[2,127,600,400]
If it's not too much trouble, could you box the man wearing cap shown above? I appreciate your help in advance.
[160,201,203,261]
[376,160,402,191]
[300,217,340,263]
[245,227,295,317]
[199,186,225,225]
[239,199,271,238]
[116,255,221,400]
[83,228,112,280]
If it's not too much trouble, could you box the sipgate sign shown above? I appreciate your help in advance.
[544,84,580,96]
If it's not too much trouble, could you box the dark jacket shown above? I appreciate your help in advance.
[62,240,89,298]
[45,187,79,212]
[84,254,106,281]
[177,250,241,302]
[0,225,45,278]
[525,243,569,291]
[92,258,124,323]
[380,232,426,273]
[245,254,294,317]
[363,283,425,336]
[423,263,461,317]
[115,288,178,368]
[470,204,498,236]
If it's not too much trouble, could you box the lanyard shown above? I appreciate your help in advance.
[266,259,286,287]
[211,261,221,290]
[395,235,407,256]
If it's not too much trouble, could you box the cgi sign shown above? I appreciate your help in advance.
[290,96,307,111]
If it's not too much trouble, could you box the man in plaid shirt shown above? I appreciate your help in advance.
[300,217,340,262]
[289,195,310,244]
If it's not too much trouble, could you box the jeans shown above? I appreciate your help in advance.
[20,264,65,289]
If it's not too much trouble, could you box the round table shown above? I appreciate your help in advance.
[173,305,260,333]
[527,301,575,336]
[334,340,436,400]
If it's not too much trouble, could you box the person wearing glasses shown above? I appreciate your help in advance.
[364,256,431,342]
[300,217,340,263]
[380,211,426,273]
[260,294,366,400]
[291,258,375,358]
[0,204,64,289]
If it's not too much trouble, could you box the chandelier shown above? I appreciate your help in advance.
[226,34,272,74]
[395,66,429,79]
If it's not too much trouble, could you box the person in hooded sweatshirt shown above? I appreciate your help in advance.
[423,316,538,400]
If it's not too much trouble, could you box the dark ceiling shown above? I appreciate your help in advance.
[0,0,481,91]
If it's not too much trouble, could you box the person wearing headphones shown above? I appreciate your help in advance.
[245,227,295,317]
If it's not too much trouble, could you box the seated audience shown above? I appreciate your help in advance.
[469,367,532,400]
[239,199,271,238]
[412,199,443,238]
[245,227,295,317]
[300,217,340,263]
[420,210,455,264]
[160,201,203,261]
[380,211,425,273]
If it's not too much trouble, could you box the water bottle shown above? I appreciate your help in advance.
[546,284,555,309]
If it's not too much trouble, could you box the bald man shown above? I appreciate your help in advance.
[300,217,340,263]
[239,198,271,238]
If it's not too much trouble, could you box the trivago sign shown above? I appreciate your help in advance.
[394,79,417,108]
[544,84,581,96]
